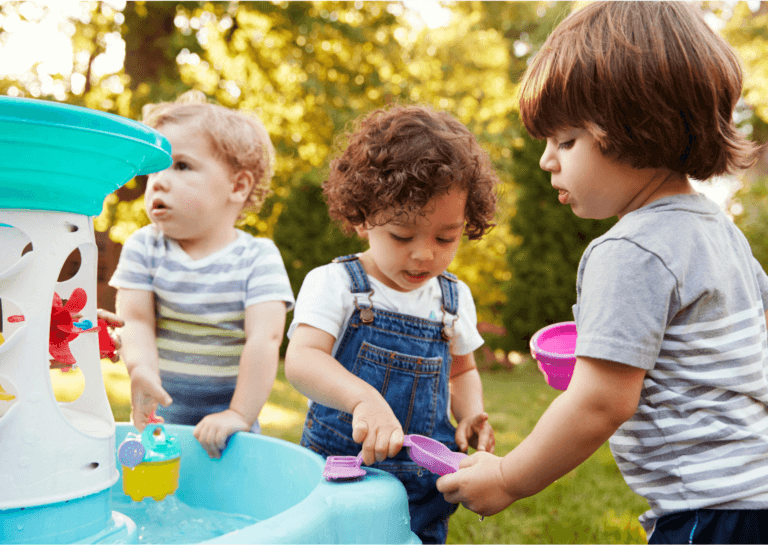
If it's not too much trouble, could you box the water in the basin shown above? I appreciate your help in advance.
[116,495,259,543]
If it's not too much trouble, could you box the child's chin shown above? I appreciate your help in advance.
[572,206,601,220]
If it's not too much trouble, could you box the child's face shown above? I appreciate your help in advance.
[145,121,235,242]
[355,189,467,292]
[539,128,682,220]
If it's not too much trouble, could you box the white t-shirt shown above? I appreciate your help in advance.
[288,259,484,358]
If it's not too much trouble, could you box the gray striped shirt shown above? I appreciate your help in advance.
[573,194,768,534]
[109,225,295,380]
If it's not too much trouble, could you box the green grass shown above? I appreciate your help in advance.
[445,362,648,544]
[52,357,648,544]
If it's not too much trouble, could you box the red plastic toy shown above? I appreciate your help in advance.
[7,287,115,366]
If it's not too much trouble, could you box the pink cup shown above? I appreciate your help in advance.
[529,322,578,390]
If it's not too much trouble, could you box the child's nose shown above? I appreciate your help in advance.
[539,143,558,172]
[149,171,170,191]
[411,244,434,263]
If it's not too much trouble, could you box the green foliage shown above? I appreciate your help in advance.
[3,0,767,349]
[267,181,365,297]
[734,174,768,272]
[501,133,616,352]
[719,1,768,142]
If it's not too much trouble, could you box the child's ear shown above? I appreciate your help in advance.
[353,223,369,239]
[230,170,255,204]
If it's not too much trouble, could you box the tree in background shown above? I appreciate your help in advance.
[501,134,616,351]
[0,0,539,322]
[720,1,768,273]
[1,1,765,355]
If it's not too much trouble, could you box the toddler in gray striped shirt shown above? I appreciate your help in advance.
[438,3,768,543]
[111,91,294,459]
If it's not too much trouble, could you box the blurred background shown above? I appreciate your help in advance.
[2,0,767,361]
[3,3,768,542]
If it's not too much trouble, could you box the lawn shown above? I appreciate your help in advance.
[51,357,648,544]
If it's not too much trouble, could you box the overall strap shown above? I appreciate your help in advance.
[438,272,459,315]
[332,254,372,294]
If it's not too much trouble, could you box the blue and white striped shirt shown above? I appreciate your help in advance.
[573,194,768,535]
[109,225,295,383]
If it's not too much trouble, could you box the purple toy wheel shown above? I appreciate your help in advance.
[118,438,145,468]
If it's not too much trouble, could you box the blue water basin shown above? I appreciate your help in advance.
[113,424,420,544]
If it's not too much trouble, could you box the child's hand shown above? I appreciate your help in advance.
[129,365,172,431]
[193,409,250,459]
[456,411,496,454]
[436,451,515,517]
[351,398,404,466]
[96,309,123,362]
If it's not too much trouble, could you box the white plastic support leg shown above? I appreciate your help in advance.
[0,209,117,509]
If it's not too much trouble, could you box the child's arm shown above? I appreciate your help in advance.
[193,301,286,459]
[450,353,495,453]
[116,288,172,430]
[285,324,404,466]
[437,356,645,516]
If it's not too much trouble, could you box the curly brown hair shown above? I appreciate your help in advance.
[324,104,499,240]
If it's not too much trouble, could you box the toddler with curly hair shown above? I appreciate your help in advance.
[285,104,499,543]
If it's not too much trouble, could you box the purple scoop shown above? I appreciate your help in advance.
[323,435,467,481]
[530,321,578,390]
[403,435,467,476]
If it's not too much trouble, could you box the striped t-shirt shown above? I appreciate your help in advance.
[573,194,768,535]
[109,225,295,416]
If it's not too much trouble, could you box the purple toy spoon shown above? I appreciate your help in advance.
[323,434,468,481]
[403,435,467,476]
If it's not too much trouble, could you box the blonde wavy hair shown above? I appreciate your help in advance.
[142,90,276,213]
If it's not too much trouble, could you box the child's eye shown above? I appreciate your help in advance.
[390,234,412,243]
[174,161,190,171]
[558,139,575,150]
[437,237,457,244]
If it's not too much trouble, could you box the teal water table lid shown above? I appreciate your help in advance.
[0,96,171,216]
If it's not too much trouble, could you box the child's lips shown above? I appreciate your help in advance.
[150,199,171,218]
[557,188,570,204]
[405,271,429,283]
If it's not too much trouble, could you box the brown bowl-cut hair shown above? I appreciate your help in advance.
[142,90,275,213]
[519,1,760,181]
[324,104,499,240]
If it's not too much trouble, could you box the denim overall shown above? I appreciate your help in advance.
[300,255,461,543]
